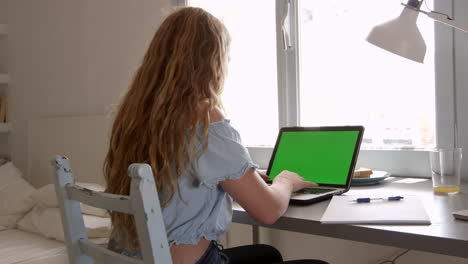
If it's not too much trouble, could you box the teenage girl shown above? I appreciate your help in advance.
[104,7,328,264]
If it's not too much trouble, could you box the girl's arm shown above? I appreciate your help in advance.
[220,168,317,225]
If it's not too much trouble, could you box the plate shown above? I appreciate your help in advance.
[351,170,391,186]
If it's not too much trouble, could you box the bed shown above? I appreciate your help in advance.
[0,228,109,264]
[0,115,113,264]
[0,229,67,264]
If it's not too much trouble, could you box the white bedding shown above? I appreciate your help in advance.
[0,229,109,264]
[0,229,67,264]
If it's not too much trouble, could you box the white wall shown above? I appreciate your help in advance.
[7,0,170,176]
[6,1,468,263]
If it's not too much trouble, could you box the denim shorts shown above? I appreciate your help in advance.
[108,239,228,263]
[196,241,229,264]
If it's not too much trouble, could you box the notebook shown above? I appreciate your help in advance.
[452,209,468,221]
[266,126,364,205]
[320,195,431,224]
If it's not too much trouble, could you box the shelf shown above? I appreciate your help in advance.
[0,73,9,84]
[0,123,12,133]
[0,24,7,35]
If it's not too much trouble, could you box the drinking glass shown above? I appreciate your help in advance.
[429,148,462,194]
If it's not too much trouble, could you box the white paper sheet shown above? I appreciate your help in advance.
[320,195,431,224]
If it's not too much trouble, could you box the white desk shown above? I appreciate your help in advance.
[232,177,468,259]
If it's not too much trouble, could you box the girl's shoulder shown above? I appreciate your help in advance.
[197,101,225,123]
[209,106,225,123]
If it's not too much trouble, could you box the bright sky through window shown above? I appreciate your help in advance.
[299,0,435,149]
[189,0,279,147]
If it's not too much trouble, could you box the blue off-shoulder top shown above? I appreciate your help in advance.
[163,119,258,245]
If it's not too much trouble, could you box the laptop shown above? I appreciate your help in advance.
[266,126,364,205]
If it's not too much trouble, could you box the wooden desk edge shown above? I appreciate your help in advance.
[232,208,468,259]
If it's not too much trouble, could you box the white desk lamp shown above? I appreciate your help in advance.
[366,0,468,63]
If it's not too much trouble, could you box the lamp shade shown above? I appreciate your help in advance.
[366,6,426,63]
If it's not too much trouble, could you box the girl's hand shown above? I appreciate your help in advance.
[272,170,318,193]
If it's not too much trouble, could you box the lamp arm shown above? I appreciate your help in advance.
[425,11,468,33]
[402,3,468,33]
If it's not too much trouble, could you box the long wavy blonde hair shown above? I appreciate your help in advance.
[103,7,230,249]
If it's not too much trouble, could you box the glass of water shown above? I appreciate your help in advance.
[429,148,462,194]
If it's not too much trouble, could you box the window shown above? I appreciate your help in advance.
[298,0,435,150]
[188,0,279,147]
[182,0,454,176]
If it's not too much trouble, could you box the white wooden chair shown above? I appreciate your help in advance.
[52,155,172,264]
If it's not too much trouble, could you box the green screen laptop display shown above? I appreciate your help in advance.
[268,130,361,185]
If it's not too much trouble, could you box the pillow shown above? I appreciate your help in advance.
[0,158,8,166]
[0,162,36,227]
[30,183,109,217]
[84,214,112,238]
[0,214,25,228]
[29,184,57,208]
[16,209,37,234]
[17,205,111,242]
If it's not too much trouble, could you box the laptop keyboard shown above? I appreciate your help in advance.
[294,188,335,195]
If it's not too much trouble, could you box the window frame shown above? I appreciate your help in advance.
[255,0,456,178]
[175,0,186,7]
[179,0,456,177]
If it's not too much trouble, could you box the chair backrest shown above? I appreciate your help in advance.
[52,155,172,264]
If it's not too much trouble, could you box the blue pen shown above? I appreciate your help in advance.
[353,196,404,203]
